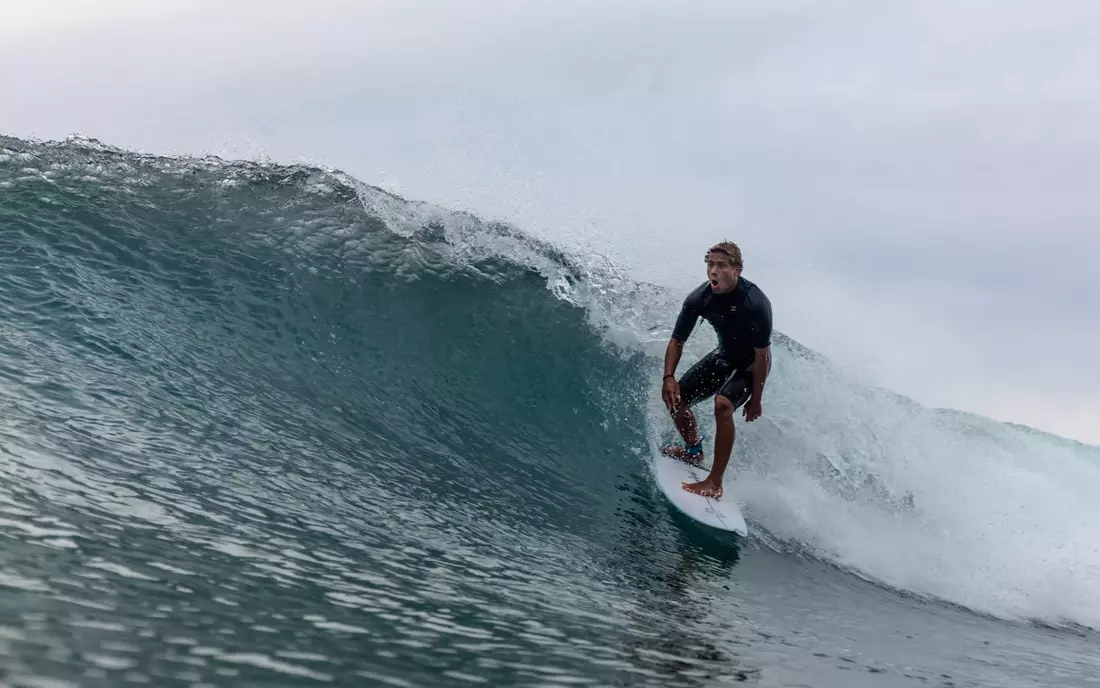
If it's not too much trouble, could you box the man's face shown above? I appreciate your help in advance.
[706,252,741,293]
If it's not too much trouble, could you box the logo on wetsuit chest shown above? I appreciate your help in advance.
[729,305,737,312]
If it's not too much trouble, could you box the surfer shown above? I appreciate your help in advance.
[661,241,772,499]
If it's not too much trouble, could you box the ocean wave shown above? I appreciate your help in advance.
[3,133,1100,636]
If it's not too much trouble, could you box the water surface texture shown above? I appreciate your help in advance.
[1,135,1098,687]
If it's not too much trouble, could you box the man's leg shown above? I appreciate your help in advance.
[663,401,702,465]
[682,395,734,498]
[672,403,700,446]
[682,368,753,499]
[661,351,727,465]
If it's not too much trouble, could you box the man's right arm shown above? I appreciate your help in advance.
[664,337,684,378]
[665,292,701,378]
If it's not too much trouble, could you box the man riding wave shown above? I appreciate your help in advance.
[661,241,773,499]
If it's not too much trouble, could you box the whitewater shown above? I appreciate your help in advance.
[0,134,1098,687]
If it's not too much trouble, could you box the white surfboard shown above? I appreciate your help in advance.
[653,453,748,536]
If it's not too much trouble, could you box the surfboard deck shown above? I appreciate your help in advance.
[653,452,748,536]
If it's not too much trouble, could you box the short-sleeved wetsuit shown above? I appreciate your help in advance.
[670,277,772,409]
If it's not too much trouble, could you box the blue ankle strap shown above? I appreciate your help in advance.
[685,441,703,456]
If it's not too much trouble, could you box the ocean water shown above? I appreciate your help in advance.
[0,134,1098,687]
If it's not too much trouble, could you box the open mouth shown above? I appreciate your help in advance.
[710,279,719,287]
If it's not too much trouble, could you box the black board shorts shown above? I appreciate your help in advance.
[676,349,754,410]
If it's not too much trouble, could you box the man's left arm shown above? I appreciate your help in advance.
[748,346,770,414]
[745,294,773,421]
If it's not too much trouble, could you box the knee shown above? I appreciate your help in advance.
[714,395,734,418]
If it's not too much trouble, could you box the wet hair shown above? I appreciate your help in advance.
[706,241,743,268]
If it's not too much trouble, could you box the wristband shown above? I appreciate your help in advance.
[663,374,675,380]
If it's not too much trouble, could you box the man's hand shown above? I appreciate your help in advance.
[743,398,762,422]
[662,338,685,413]
[662,376,681,412]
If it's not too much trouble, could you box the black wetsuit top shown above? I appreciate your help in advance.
[671,277,773,369]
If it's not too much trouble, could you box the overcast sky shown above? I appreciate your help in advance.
[2,0,1097,444]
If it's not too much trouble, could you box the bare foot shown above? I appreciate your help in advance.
[682,477,723,499]
[661,444,704,467]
